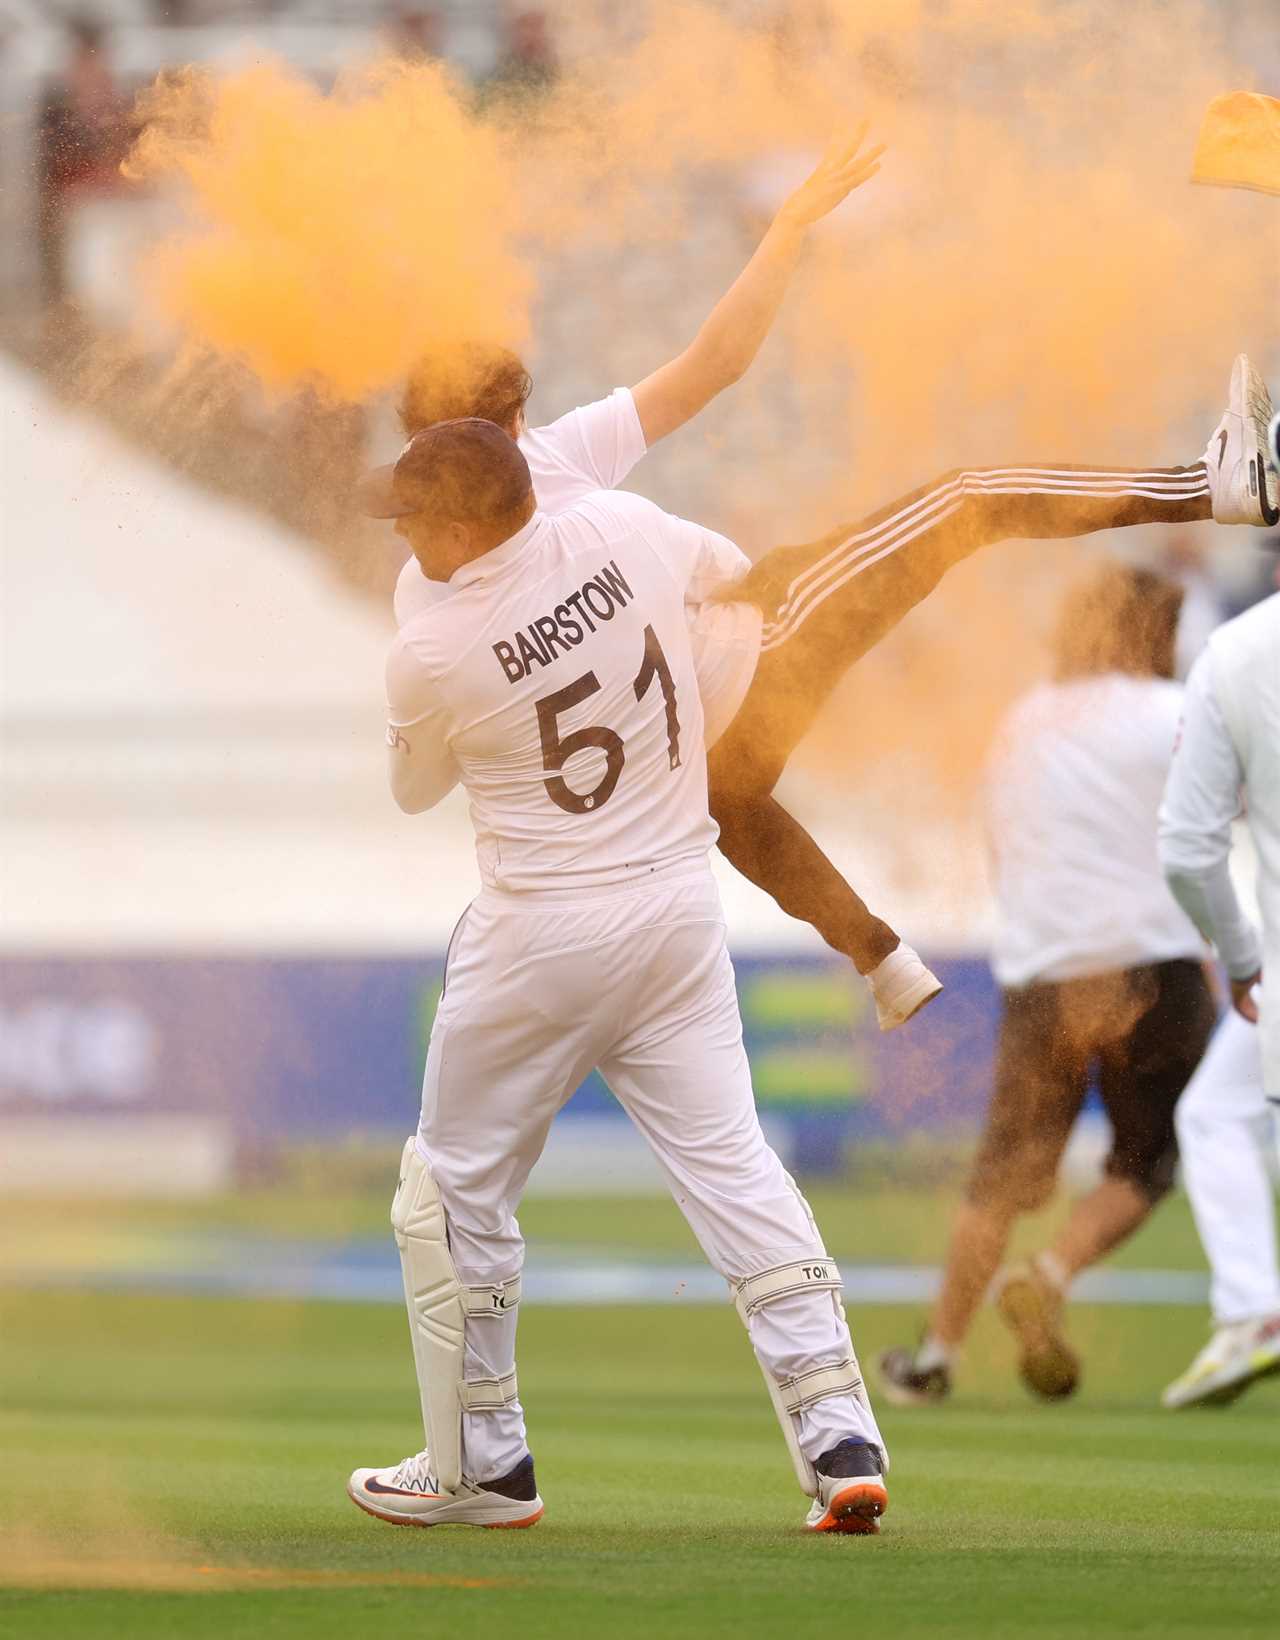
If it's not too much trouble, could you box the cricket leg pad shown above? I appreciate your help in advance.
[391,1139,522,1493]
[733,1258,870,1499]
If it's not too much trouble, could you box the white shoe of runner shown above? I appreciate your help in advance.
[867,942,943,1032]
[1205,355,1280,527]
[1161,1315,1280,1410]
[347,1449,544,1528]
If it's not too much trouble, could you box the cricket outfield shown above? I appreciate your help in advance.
[2,1189,1277,1637]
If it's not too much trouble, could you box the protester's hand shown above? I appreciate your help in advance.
[776,124,886,229]
[1230,970,1262,1023]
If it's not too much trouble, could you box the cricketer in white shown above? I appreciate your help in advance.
[1158,592,1280,1408]
[390,384,763,795]
[347,418,889,1535]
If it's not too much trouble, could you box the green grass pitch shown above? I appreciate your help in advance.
[2,1269,1278,1637]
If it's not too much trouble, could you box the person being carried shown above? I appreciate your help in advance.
[385,139,1279,1030]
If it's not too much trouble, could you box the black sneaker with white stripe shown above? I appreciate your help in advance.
[877,1345,952,1408]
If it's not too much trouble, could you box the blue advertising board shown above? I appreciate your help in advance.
[0,953,1002,1169]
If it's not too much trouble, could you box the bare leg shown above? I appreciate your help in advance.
[878,984,1085,1403]
[1032,960,1216,1284]
[710,791,898,973]
[927,1200,1021,1350]
[998,963,1214,1398]
[1042,1175,1153,1285]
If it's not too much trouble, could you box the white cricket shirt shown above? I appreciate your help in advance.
[386,492,748,895]
[1158,655,1262,982]
[986,674,1204,987]
[392,388,763,747]
[1161,595,1280,1094]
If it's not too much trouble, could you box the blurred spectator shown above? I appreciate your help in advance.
[385,7,445,64]
[37,16,131,309]
[485,9,559,104]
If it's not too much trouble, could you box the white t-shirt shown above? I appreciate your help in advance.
[392,388,763,747]
[986,674,1205,987]
[386,492,747,896]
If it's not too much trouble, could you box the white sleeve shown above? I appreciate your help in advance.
[393,555,450,628]
[1158,652,1262,978]
[385,631,461,814]
[534,388,647,491]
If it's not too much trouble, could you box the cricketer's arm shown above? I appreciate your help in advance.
[385,632,461,815]
[386,720,459,816]
[1159,651,1263,1020]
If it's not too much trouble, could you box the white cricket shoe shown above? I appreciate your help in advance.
[347,1449,544,1529]
[1161,1315,1280,1410]
[867,942,943,1032]
[804,1438,888,1535]
[1204,354,1280,527]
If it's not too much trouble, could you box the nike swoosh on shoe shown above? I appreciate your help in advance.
[364,1477,444,1498]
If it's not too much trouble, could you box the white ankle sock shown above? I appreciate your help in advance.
[1035,1251,1070,1294]
[914,1334,952,1373]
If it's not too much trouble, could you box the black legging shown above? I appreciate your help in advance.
[707,460,1210,969]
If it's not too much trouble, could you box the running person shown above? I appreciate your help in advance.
[349,420,891,1534]
[878,566,1219,1406]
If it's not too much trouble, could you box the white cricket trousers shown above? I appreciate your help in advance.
[415,864,883,1484]
[1175,1008,1280,1325]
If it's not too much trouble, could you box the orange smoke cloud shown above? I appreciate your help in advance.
[126,3,1272,451]
[126,58,531,399]
[122,1,1276,808]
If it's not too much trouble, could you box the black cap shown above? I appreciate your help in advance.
[356,417,532,521]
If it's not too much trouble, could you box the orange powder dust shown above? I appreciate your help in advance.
[119,1,1278,813]
[126,58,531,401]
